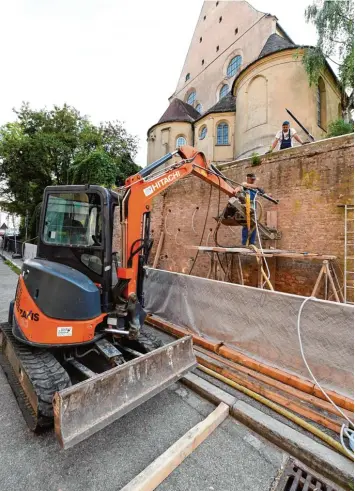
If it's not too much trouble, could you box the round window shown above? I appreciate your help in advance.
[176,136,187,147]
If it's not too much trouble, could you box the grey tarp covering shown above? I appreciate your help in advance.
[144,268,354,398]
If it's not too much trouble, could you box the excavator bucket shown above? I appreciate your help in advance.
[53,336,196,449]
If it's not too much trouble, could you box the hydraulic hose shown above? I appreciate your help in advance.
[197,364,353,461]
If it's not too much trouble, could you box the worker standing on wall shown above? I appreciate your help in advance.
[268,121,305,152]
[234,173,263,246]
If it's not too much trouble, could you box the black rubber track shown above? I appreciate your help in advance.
[135,326,163,353]
[0,323,71,431]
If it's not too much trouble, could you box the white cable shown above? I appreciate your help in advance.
[252,192,271,285]
[297,296,353,426]
[341,424,355,458]
[297,296,354,457]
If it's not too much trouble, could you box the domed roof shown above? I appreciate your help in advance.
[147,98,201,135]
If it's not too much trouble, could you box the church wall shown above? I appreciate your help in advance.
[172,1,276,113]
[233,49,342,159]
[194,112,235,163]
[147,121,193,165]
[115,135,353,299]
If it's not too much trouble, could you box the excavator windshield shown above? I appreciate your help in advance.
[43,192,102,247]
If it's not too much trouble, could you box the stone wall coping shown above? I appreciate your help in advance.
[217,133,354,171]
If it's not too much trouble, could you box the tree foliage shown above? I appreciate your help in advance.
[0,103,140,236]
[69,150,118,187]
[303,0,354,107]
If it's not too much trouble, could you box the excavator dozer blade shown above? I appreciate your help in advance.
[53,336,196,449]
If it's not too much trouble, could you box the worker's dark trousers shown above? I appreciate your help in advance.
[242,226,256,246]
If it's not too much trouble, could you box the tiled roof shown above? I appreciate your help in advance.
[157,98,201,125]
[196,92,236,120]
[259,33,295,58]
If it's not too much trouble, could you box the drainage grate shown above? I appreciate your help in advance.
[275,459,342,491]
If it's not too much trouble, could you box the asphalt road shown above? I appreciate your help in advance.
[0,258,285,491]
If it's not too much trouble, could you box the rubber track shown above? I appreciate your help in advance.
[0,323,71,431]
[137,327,163,353]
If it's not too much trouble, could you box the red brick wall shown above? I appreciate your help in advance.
[114,134,354,298]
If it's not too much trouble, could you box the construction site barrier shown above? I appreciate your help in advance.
[143,268,354,399]
[1,236,23,257]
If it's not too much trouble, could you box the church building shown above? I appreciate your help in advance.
[147,1,342,164]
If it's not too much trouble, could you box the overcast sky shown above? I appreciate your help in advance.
[0,0,318,168]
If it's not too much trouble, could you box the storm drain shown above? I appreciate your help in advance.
[275,459,341,491]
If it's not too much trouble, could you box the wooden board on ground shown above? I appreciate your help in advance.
[120,402,229,491]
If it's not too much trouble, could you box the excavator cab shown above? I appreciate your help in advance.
[38,186,116,302]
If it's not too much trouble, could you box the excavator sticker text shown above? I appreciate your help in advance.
[18,309,40,322]
[143,171,181,197]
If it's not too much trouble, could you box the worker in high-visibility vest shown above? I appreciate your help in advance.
[234,173,263,246]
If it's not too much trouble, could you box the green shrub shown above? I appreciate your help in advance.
[251,152,261,166]
[327,119,354,138]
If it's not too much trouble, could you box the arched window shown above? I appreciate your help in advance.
[227,55,242,78]
[199,126,207,140]
[219,84,229,100]
[176,136,187,148]
[185,73,190,82]
[317,77,327,129]
[216,122,229,145]
[196,103,202,114]
[187,91,196,106]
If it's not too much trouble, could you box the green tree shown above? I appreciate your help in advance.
[69,150,118,187]
[303,0,354,111]
[0,103,140,237]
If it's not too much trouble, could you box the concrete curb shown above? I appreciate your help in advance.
[0,252,22,271]
[232,401,353,489]
[182,372,353,489]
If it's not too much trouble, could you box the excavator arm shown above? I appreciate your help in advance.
[118,145,235,301]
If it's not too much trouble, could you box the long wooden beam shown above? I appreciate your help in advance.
[121,402,229,491]
[184,246,337,260]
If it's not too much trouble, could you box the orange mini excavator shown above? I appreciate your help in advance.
[0,145,238,449]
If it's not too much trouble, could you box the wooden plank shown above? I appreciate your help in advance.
[311,262,326,298]
[194,346,354,420]
[197,359,342,433]
[326,261,341,303]
[152,232,164,269]
[269,257,276,289]
[184,246,336,260]
[121,402,229,491]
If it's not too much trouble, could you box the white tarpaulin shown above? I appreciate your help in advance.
[144,268,354,398]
